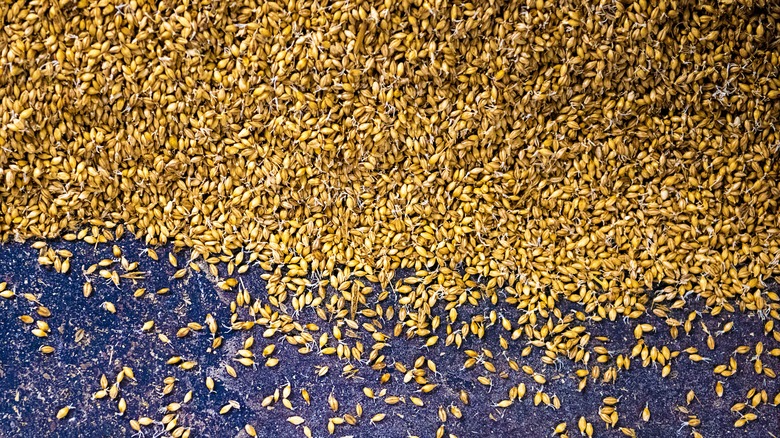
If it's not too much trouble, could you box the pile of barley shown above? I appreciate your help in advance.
[2,0,780,358]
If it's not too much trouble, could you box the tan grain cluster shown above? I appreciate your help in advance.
[2,0,780,432]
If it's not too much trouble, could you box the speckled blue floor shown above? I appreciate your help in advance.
[0,237,777,437]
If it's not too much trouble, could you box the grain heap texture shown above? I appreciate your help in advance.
[2,0,780,361]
